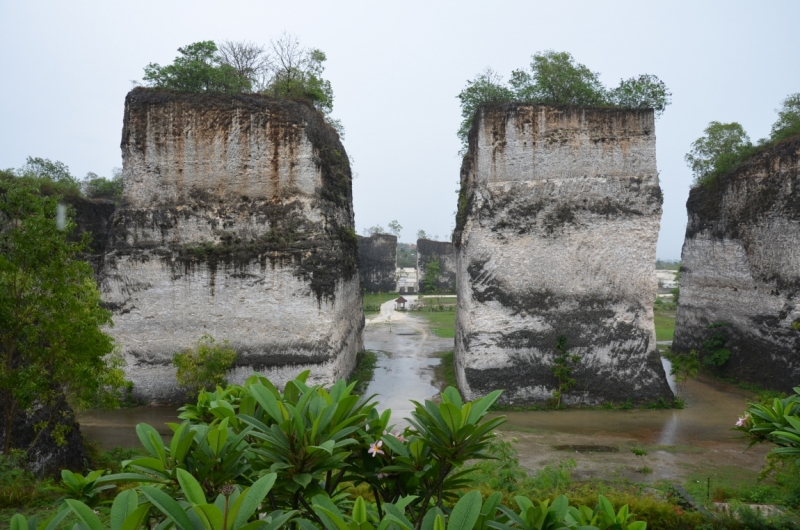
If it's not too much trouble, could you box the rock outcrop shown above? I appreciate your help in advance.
[416,239,456,293]
[357,233,397,292]
[100,89,363,402]
[453,104,672,406]
[673,138,800,392]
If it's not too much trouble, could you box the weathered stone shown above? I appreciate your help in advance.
[453,104,671,406]
[100,89,363,402]
[673,138,800,392]
[417,239,456,293]
[357,233,397,292]
[0,394,89,477]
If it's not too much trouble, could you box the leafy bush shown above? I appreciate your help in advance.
[12,373,651,529]
[700,327,730,369]
[172,334,237,399]
[457,51,671,150]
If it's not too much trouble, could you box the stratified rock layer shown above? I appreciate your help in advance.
[417,239,456,293]
[101,89,362,402]
[673,138,800,392]
[357,233,397,292]
[453,105,671,405]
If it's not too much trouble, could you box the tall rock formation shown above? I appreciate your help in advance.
[357,233,397,292]
[101,89,363,402]
[673,138,800,392]
[417,239,456,293]
[453,104,672,405]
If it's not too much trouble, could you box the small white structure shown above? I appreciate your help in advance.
[396,267,418,294]
[656,269,678,290]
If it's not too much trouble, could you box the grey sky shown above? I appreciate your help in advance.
[1,1,798,259]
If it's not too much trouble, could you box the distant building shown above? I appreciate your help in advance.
[396,267,418,294]
[655,269,678,292]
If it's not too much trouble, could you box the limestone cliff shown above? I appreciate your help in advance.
[453,104,672,406]
[357,233,397,292]
[673,138,800,392]
[101,89,363,402]
[417,239,456,293]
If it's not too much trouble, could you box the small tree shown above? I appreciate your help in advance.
[173,334,237,398]
[0,177,119,454]
[685,121,753,186]
[769,92,800,143]
[416,229,428,240]
[701,325,730,369]
[665,349,700,399]
[551,335,580,408]
[387,220,402,239]
[423,257,441,294]
[143,41,252,93]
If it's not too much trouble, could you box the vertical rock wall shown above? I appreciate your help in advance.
[453,104,672,405]
[101,89,363,402]
[673,138,800,392]
[357,233,397,292]
[416,239,456,293]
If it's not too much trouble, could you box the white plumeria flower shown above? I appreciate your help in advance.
[368,440,384,457]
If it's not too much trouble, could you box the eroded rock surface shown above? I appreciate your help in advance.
[673,138,800,392]
[357,233,397,292]
[101,89,362,402]
[453,105,671,405]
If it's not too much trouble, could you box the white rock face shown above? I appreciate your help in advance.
[101,90,362,402]
[673,139,800,391]
[453,105,672,405]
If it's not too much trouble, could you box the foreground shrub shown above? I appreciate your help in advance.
[10,373,651,529]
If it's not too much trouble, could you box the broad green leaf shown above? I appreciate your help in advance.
[177,468,207,505]
[447,491,482,530]
[627,522,647,530]
[293,473,312,488]
[433,514,446,530]
[140,486,196,530]
[232,473,277,529]
[120,505,152,530]
[442,387,463,408]
[315,507,350,530]
[309,440,336,455]
[125,457,166,474]
[466,390,503,425]
[64,500,105,530]
[110,490,139,530]
[352,497,367,524]
[193,504,223,530]
[381,434,409,457]
[251,384,284,423]
[135,423,165,461]
[207,426,229,458]
[10,514,28,530]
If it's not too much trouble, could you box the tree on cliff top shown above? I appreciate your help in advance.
[457,51,672,152]
[686,92,800,186]
[0,177,123,454]
[142,35,343,136]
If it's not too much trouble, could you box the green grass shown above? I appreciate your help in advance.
[347,350,378,394]
[363,292,398,314]
[414,309,456,338]
[654,309,676,341]
[433,351,458,392]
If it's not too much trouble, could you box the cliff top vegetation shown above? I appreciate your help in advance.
[0,157,121,202]
[141,34,343,136]
[456,50,672,152]
[686,92,800,187]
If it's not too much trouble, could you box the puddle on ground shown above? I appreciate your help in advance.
[78,300,768,484]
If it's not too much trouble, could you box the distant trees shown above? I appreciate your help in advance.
[142,34,342,135]
[4,157,123,202]
[686,92,800,186]
[387,220,402,239]
[457,51,672,151]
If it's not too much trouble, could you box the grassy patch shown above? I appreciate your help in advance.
[414,310,456,338]
[363,292,398,314]
[680,463,800,511]
[432,350,458,392]
[348,350,378,394]
[654,309,676,341]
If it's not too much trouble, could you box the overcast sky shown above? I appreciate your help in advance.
[1,1,798,259]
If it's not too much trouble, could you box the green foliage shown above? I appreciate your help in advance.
[550,336,580,408]
[769,92,800,143]
[348,351,378,394]
[685,121,754,186]
[0,178,120,454]
[424,258,443,294]
[82,169,123,201]
[686,92,800,187]
[172,334,237,399]
[457,51,671,150]
[735,385,800,461]
[143,41,253,93]
[664,350,700,398]
[700,326,730,369]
